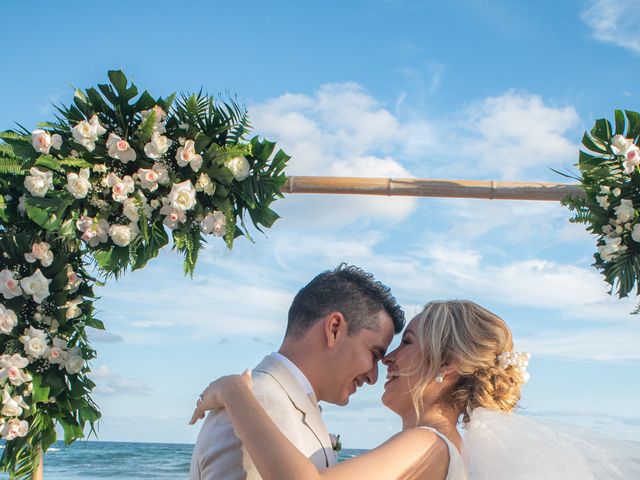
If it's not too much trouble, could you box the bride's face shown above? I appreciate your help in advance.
[381,317,423,416]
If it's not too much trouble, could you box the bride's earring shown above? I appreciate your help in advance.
[435,373,444,383]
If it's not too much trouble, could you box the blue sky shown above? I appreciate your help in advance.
[2,0,640,448]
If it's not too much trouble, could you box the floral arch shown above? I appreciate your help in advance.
[1,71,639,478]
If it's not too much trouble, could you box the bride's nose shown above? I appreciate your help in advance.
[382,351,395,366]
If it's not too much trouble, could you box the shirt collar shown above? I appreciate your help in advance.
[270,352,315,397]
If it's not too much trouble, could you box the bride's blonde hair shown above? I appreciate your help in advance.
[410,300,524,424]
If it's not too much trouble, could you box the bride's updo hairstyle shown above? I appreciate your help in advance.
[411,300,524,424]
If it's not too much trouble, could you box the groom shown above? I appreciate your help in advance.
[189,264,405,480]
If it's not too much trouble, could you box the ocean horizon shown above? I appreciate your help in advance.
[0,440,366,479]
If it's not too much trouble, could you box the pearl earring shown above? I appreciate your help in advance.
[435,374,444,383]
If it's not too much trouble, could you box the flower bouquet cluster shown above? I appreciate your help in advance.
[562,110,640,307]
[0,71,289,477]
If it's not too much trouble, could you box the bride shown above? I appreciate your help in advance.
[190,300,636,479]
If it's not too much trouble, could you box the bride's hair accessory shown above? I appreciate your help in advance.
[496,351,531,383]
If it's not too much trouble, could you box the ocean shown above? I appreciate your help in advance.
[0,441,366,479]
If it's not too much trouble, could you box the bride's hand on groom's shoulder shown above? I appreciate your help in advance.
[189,369,253,425]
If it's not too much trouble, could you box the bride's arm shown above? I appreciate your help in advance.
[191,373,450,480]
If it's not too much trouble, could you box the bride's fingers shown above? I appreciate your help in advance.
[189,406,205,425]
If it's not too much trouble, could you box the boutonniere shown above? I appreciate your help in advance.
[329,433,342,453]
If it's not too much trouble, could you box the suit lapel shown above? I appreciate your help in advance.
[254,356,332,466]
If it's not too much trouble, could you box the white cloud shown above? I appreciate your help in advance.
[250,83,420,227]
[453,91,580,179]
[91,366,151,396]
[520,326,640,362]
[582,0,640,54]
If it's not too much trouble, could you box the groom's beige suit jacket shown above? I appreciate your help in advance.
[189,355,337,480]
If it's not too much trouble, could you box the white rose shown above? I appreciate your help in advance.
[31,129,62,154]
[224,156,250,181]
[71,115,106,152]
[0,270,22,300]
[123,197,140,222]
[64,354,84,375]
[106,133,137,163]
[48,345,66,365]
[24,167,54,197]
[0,305,17,334]
[66,168,92,199]
[24,242,54,267]
[19,326,48,358]
[107,173,135,203]
[20,269,51,304]
[632,224,640,243]
[167,180,196,211]
[150,198,160,209]
[17,195,26,216]
[2,418,29,440]
[109,224,137,247]
[614,199,635,223]
[175,139,203,172]
[144,132,172,159]
[201,211,228,237]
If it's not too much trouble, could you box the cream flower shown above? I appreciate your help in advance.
[0,354,30,386]
[611,134,640,174]
[159,205,186,230]
[167,180,196,211]
[19,326,48,358]
[598,236,626,262]
[64,347,84,374]
[144,131,172,159]
[106,133,137,163]
[20,269,51,304]
[0,305,17,334]
[24,167,54,197]
[0,270,23,299]
[71,115,106,152]
[106,173,135,203]
[1,418,29,440]
[64,297,83,320]
[175,139,203,172]
[108,223,138,247]
[31,129,62,154]
[195,173,215,195]
[65,265,81,293]
[201,211,228,237]
[141,105,167,134]
[76,216,110,247]
[224,156,250,181]
[24,242,54,267]
[66,168,92,199]
[48,337,68,365]
[1,390,28,417]
[614,199,635,224]
[136,163,169,192]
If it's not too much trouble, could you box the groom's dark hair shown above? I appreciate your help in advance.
[285,263,405,338]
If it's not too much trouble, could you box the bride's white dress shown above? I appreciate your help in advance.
[420,427,466,480]
[421,409,640,479]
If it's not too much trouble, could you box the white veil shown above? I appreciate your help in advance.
[463,408,640,479]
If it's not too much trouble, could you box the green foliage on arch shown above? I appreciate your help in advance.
[0,71,289,477]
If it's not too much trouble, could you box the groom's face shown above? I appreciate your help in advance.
[325,310,395,405]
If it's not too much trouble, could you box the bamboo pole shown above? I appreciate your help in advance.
[32,446,43,480]
[281,176,584,202]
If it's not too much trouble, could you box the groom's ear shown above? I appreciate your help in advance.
[324,312,347,349]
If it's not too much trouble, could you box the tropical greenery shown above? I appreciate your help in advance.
[0,70,288,477]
